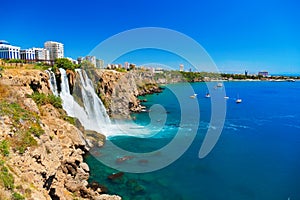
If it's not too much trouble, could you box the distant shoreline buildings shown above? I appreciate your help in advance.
[0,40,20,59]
[0,40,65,63]
[44,41,64,60]
[0,39,274,77]
[0,39,107,68]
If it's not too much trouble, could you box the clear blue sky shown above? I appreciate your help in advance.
[1,0,300,74]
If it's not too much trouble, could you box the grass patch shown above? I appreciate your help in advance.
[0,160,14,190]
[12,192,25,200]
[63,115,76,125]
[0,101,41,154]
[0,102,37,127]
[114,68,127,73]
[33,63,50,70]
[29,92,62,109]
[28,123,44,138]
[13,131,38,154]
[0,140,10,157]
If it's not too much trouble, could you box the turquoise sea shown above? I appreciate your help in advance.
[85,81,300,200]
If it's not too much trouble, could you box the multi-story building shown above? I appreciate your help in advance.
[124,62,129,70]
[179,64,184,72]
[0,40,20,59]
[44,41,64,60]
[84,56,96,67]
[32,48,50,61]
[258,71,269,77]
[96,59,104,68]
[77,57,83,64]
[66,57,78,65]
[20,48,36,60]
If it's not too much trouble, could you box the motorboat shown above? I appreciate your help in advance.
[190,94,197,98]
[205,93,211,98]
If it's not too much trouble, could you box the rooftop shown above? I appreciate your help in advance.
[0,40,10,45]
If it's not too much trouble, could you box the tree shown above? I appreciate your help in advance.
[54,58,74,70]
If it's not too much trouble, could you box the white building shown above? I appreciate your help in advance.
[179,64,184,72]
[96,59,104,68]
[84,56,96,67]
[20,49,36,60]
[44,41,64,60]
[0,40,20,59]
[32,48,50,61]
[66,57,78,65]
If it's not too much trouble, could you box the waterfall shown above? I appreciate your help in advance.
[76,69,111,124]
[47,68,150,137]
[56,68,111,135]
[46,70,58,96]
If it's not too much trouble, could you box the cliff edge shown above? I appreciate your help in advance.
[0,68,121,200]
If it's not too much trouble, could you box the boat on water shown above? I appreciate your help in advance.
[236,94,242,103]
[287,79,296,82]
[205,93,211,98]
[190,94,197,98]
[224,96,229,99]
[217,82,223,87]
[236,98,242,103]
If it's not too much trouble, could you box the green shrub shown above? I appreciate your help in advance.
[114,68,127,73]
[29,92,62,109]
[12,192,25,200]
[5,59,24,64]
[0,102,38,125]
[63,116,76,125]
[14,131,37,154]
[0,101,42,154]
[54,58,77,71]
[33,63,50,70]
[0,162,14,190]
[0,140,10,157]
[28,124,45,138]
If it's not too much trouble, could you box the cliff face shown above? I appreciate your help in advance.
[95,70,162,118]
[0,69,121,200]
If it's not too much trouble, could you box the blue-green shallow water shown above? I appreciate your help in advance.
[85,81,300,200]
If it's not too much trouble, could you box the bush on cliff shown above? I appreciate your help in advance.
[0,140,10,157]
[0,101,41,153]
[0,160,14,190]
[53,58,80,71]
[29,92,62,109]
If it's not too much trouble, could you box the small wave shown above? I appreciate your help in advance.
[223,122,250,131]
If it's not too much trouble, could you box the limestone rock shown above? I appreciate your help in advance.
[0,68,121,200]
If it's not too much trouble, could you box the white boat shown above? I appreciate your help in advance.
[224,96,229,99]
[287,79,296,82]
[236,94,242,103]
[190,94,197,98]
[217,82,223,87]
[236,98,242,103]
[205,93,211,98]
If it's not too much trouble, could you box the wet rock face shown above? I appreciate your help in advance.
[66,69,76,95]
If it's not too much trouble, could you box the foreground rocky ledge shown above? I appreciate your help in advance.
[0,69,121,200]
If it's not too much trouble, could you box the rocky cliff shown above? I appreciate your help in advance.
[94,70,162,119]
[0,69,121,200]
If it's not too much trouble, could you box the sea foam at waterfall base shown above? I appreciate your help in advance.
[49,70,300,200]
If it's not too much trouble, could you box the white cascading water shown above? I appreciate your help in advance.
[76,69,111,125]
[48,68,153,137]
[45,70,58,96]
[58,68,112,134]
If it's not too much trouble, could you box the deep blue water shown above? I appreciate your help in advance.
[85,81,300,200]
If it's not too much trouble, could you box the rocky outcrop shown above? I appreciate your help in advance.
[66,69,76,95]
[95,70,162,118]
[0,69,121,200]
